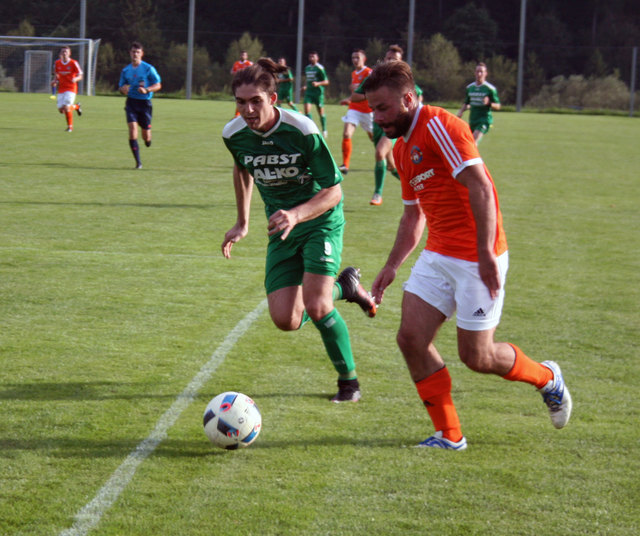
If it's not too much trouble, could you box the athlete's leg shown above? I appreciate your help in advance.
[303,102,312,119]
[141,128,152,147]
[127,121,142,168]
[341,122,356,170]
[267,285,306,331]
[473,130,484,144]
[397,291,463,441]
[317,105,327,134]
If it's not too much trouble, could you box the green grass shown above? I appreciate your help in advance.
[1,93,639,535]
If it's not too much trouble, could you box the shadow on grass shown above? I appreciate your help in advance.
[0,200,227,210]
[0,381,178,401]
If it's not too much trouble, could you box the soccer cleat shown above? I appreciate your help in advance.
[331,379,361,403]
[338,164,349,174]
[416,431,468,450]
[336,267,377,318]
[65,127,73,132]
[370,193,383,206]
[135,163,143,169]
[323,130,328,139]
[76,103,82,116]
[539,360,572,429]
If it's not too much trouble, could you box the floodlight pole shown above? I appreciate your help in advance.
[516,0,527,112]
[295,0,305,104]
[407,0,415,66]
[186,0,195,99]
[79,0,86,95]
[630,46,637,117]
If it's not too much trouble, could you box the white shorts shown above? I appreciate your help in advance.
[341,108,373,133]
[57,91,76,108]
[403,249,509,331]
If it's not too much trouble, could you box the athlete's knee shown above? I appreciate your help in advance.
[459,345,495,373]
[270,311,300,332]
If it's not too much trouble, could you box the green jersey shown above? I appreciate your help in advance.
[277,68,294,100]
[304,63,327,97]
[222,109,344,236]
[464,81,500,126]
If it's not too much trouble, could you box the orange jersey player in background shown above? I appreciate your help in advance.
[231,50,253,116]
[338,50,373,175]
[52,46,83,132]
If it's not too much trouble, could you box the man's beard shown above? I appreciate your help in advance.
[379,109,413,139]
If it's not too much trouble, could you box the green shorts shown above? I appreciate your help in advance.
[277,88,293,102]
[303,91,324,107]
[469,121,491,135]
[264,222,344,294]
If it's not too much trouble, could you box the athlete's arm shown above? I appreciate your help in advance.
[456,163,501,298]
[267,183,342,241]
[222,164,254,258]
[372,203,426,304]
[457,103,470,117]
[138,82,161,95]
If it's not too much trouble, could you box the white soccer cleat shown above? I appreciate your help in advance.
[539,360,572,429]
[415,431,467,450]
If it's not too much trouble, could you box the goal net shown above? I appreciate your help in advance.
[0,36,101,95]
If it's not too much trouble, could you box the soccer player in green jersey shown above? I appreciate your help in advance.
[275,57,297,111]
[222,58,377,403]
[457,62,501,144]
[302,52,329,138]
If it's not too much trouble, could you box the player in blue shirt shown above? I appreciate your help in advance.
[118,42,162,169]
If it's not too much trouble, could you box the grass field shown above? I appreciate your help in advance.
[1,93,639,536]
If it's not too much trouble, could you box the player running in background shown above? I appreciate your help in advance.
[364,60,572,449]
[275,57,298,111]
[52,46,83,132]
[457,62,501,144]
[338,50,373,175]
[118,42,162,169]
[349,44,422,205]
[231,51,254,117]
[222,58,376,403]
[302,52,329,138]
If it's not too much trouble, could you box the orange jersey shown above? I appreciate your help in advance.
[349,67,372,113]
[232,60,253,73]
[54,58,82,93]
[394,104,507,261]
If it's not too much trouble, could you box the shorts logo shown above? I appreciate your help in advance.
[410,146,423,164]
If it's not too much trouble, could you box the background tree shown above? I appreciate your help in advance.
[443,2,500,62]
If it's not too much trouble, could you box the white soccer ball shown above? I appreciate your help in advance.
[203,392,262,450]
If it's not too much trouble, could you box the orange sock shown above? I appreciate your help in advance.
[415,367,462,442]
[66,111,73,128]
[502,344,552,389]
[342,138,352,168]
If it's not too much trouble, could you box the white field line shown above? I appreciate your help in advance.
[58,298,268,536]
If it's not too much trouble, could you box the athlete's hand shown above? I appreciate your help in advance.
[221,223,248,259]
[483,96,491,106]
[478,250,501,299]
[340,98,350,106]
[119,84,130,95]
[268,209,298,241]
[371,265,397,305]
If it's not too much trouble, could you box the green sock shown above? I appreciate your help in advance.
[374,160,386,195]
[332,282,343,301]
[290,102,298,111]
[298,310,310,329]
[320,115,327,131]
[312,308,356,378]
[305,113,312,120]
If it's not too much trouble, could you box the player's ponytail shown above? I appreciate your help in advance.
[232,57,288,96]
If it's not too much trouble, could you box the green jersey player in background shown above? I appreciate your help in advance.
[222,58,376,403]
[457,62,501,144]
[276,56,297,111]
[302,51,329,138]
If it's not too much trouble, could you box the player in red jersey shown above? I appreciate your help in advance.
[52,46,83,132]
[231,51,253,118]
[338,50,373,174]
[363,60,572,450]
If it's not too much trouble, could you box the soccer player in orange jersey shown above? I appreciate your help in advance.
[231,51,253,117]
[338,50,373,175]
[52,46,83,132]
[364,61,572,450]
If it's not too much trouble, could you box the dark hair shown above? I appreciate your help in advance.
[352,49,366,56]
[388,44,404,56]
[362,60,415,95]
[59,46,71,53]
[476,62,487,69]
[130,41,143,51]
[231,57,289,95]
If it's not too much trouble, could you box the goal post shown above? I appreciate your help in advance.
[0,36,101,96]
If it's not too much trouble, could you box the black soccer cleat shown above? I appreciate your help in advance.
[76,103,82,116]
[331,378,361,403]
[336,267,377,318]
